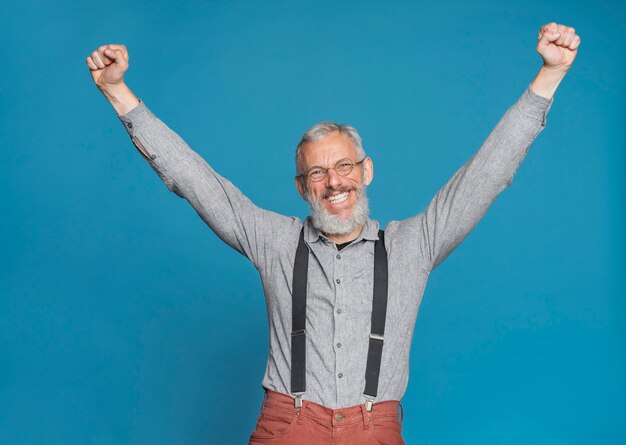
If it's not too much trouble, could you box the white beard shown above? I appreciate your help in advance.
[305,185,370,236]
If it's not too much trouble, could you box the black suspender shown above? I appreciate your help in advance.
[363,229,388,411]
[290,229,309,405]
[290,227,389,411]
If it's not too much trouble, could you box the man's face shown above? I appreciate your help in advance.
[295,131,374,230]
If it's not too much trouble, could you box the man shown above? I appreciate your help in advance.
[87,22,580,444]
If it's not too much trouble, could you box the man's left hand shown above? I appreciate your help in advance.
[537,22,581,72]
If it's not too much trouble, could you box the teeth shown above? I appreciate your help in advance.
[327,191,349,203]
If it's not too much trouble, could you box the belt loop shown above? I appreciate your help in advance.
[398,402,404,423]
[360,404,371,430]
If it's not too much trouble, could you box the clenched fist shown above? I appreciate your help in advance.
[536,23,581,72]
[86,44,130,90]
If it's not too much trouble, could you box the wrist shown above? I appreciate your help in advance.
[99,82,128,101]
[530,66,568,100]
[540,64,569,77]
[99,83,140,116]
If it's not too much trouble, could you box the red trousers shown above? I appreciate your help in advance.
[249,389,405,444]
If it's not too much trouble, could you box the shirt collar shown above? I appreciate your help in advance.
[303,216,380,245]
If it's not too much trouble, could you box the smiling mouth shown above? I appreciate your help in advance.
[325,191,350,204]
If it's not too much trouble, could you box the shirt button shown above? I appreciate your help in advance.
[336,254,341,259]
[334,413,344,422]
[336,278,341,284]
[126,122,132,128]
[150,154,156,160]
[338,373,343,378]
[336,309,342,315]
[337,343,342,348]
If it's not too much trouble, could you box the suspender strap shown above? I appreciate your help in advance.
[363,229,388,405]
[290,228,308,396]
[290,227,389,410]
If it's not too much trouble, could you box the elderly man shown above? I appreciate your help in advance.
[87,22,580,444]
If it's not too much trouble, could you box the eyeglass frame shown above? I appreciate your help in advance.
[297,157,368,183]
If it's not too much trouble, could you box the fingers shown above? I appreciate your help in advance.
[104,44,129,61]
[556,24,569,44]
[561,28,576,46]
[104,48,130,73]
[538,22,559,40]
[539,22,559,36]
[85,44,129,70]
[90,49,107,69]
[86,56,98,70]
[538,29,561,47]
[538,22,580,50]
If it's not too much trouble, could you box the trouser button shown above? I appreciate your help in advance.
[334,413,344,422]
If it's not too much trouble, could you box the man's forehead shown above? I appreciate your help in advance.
[300,131,358,164]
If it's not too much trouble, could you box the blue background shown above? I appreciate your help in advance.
[1,0,624,443]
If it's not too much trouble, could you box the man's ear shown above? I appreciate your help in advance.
[295,176,307,201]
[362,156,374,186]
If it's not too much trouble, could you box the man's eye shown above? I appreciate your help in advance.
[338,162,352,169]
[309,169,324,176]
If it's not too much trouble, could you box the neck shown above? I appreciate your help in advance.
[324,223,364,244]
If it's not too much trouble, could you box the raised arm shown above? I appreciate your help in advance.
[86,44,297,268]
[389,22,580,272]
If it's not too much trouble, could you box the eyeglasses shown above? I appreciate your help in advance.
[298,158,366,182]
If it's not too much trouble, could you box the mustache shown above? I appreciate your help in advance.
[320,186,358,200]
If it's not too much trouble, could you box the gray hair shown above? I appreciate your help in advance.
[295,121,366,175]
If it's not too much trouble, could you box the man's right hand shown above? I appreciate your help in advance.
[86,44,129,90]
[86,44,139,115]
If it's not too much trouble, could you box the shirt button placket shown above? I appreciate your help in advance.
[334,255,345,399]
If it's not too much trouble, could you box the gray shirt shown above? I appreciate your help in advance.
[117,85,553,409]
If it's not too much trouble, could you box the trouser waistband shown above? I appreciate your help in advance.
[261,389,403,429]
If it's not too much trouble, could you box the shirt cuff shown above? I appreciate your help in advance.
[515,84,554,126]
[117,99,149,138]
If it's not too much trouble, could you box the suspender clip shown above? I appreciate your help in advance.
[294,395,302,408]
[365,397,374,412]
[369,333,384,342]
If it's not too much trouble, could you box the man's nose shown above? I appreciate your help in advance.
[325,168,343,188]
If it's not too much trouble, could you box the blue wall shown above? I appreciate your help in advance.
[1,0,624,443]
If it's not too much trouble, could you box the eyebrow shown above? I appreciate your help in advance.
[306,158,352,170]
